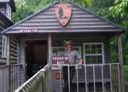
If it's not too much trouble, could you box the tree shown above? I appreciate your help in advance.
[109,0,128,65]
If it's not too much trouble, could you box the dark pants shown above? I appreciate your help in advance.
[62,66,75,92]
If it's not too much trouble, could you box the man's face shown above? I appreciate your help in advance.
[66,44,72,51]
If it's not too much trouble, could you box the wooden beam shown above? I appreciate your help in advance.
[117,33,125,92]
[7,35,11,65]
[17,40,21,86]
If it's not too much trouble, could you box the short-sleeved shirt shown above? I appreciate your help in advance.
[64,50,81,64]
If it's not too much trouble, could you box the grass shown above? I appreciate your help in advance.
[124,66,128,92]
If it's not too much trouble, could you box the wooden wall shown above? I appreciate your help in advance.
[10,37,18,64]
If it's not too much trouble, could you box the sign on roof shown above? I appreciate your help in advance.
[55,3,72,26]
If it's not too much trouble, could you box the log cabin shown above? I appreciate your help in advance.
[0,0,16,65]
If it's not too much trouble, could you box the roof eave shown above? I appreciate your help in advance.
[0,12,13,25]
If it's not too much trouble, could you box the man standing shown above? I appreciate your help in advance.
[63,41,82,92]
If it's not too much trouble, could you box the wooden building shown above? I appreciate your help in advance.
[2,1,125,92]
[0,0,16,65]
[0,0,16,20]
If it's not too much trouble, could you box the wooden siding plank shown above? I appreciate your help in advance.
[11,39,18,45]
[11,25,118,30]
[10,52,17,57]
[10,45,17,51]
[32,14,96,18]
[24,18,102,22]
[17,24,115,27]
[19,22,110,26]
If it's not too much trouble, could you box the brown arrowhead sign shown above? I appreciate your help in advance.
[55,3,72,26]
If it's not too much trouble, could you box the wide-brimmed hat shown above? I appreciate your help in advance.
[65,40,72,46]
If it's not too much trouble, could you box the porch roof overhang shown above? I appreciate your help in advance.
[1,1,126,35]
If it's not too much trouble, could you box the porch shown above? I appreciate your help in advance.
[14,63,122,92]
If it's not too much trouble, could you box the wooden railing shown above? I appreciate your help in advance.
[0,64,21,92]
[14,63,123,92]
[51,63,122,92]
[14,64,51,92]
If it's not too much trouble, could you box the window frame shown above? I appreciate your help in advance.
[2,35,7,58]
[83,42,105,64]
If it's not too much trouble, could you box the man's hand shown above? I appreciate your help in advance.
[78,58,82,65]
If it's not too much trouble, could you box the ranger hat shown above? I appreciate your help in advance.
[65,40,72,46]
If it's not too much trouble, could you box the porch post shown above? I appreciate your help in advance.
[48,33,52,64]
[6,35,11,92]
[117,33,125,92]
[48,33,52,92]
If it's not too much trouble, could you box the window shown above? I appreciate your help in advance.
[2,35,7,58]
[83,43,104,64]
[6,4,11,20]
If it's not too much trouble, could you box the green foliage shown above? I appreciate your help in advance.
[86,0,91,6]
[124,66,128,81]
[126,55,128,65]
[12,0,33,22]
[109,0,128,18]
[12,0,53,22]
[110,37,118,63]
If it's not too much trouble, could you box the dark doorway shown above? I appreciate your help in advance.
[26,40,47,78]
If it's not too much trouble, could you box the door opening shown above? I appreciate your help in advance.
[26,40,47,78]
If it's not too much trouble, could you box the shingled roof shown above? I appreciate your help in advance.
[1,1,126,34]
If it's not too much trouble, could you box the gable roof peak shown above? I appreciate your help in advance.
[1,1,126,34]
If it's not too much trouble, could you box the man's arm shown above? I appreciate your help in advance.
[75,51,83,64]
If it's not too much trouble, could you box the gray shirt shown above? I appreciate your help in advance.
[64,50,81,64]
